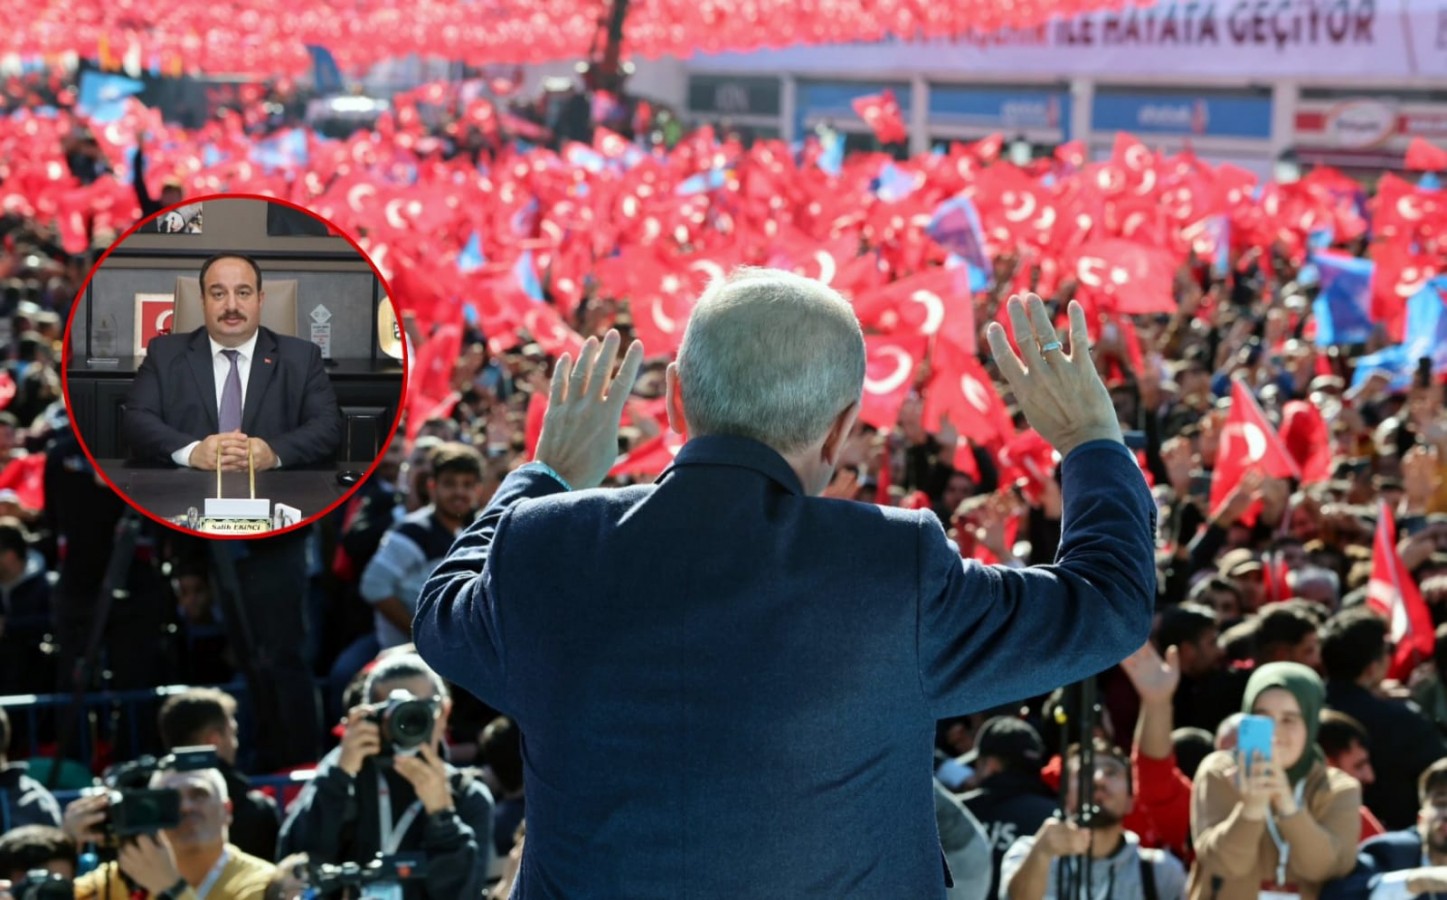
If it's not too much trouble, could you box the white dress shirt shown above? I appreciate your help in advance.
[173,331,280,468]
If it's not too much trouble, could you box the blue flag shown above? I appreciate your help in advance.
[677,168,727,197]
[514,249,544,302]
[77,71,144,124]
[1348,276,1447,389]
[927,193,991,273]
[457,231,486,274]
[1404,276,1447,372]
[1310,253,1375,346]
[946,254,991,292]
[306,45,344,95]
[564,143,607,173]
[874,162,917,202]
[818,132,845,177]
[249,129,308,170]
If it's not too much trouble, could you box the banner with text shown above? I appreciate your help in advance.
[694,0,1447,81]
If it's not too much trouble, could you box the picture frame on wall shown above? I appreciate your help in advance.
[137,201,205,234]
[133,292,175,356]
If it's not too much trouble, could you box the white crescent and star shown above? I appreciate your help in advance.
[864,346,913,395]
[909,290,944,336]
[961,375,991,412]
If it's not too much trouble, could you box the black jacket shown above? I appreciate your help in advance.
[219,760,281,862]
[0,762,63,833]
[961,770,1060,900]
[277,746,493,899]
[1327,680,1447,830]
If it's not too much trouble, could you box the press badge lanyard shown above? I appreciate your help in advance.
[194,847,229,900]
[1263,780,1307,887]
[376,770,425,855]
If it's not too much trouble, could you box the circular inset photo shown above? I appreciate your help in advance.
[62,194,407,537]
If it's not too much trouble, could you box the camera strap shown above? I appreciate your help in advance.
[376,771,425,856]
[195,847,230,900]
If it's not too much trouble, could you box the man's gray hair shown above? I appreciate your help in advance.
[676,267,866,455]
[149,766,229,803]
[364,652,449,703]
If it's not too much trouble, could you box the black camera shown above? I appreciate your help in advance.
[11,870,72,900]
[96,746,221,838]
[366,690,437,756]
[302,853,428,892]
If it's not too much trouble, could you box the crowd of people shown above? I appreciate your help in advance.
[0,58,1443,898]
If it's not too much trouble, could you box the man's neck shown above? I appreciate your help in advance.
[173,841,225,886]
[434,510,469,533]
[1429,845,1447,867]
[1088,827,1126,860]
[1355,672,1381,691]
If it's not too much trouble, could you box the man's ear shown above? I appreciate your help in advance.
[821,402,860,467]
[665,363,687,437]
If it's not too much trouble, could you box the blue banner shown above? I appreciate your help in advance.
[1091,90,1272,139]
[927,85,1071,139]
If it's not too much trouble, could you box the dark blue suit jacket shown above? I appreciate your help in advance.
[1321,830,1426,900]
[124,325,343,467]
[414,435,1156,898]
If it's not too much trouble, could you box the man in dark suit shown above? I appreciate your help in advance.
[124,253,342,469]
[1322,757,1447,899]
[414,270,1156,898]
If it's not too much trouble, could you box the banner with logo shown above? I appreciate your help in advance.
[1294,95,1447,152]
[1091,90,1273,140]
[927,85,1072,141]
[694,0,1447,81]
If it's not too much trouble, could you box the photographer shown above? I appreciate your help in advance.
[65,767,274,899]
[278,653,492,899]
[157,688,280,862]
[0,824,74,891]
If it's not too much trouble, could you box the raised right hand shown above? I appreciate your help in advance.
[337,706,382,776]
[61,791,110,844]
[1034,817,1092,858]
[986,295,1123,458]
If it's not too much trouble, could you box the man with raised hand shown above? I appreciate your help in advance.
[414,268,1156,898]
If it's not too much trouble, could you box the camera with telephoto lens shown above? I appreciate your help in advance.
[365,690,437,757]
[10,869,72,900]
[301,852,428,892]
[92,746,221,838]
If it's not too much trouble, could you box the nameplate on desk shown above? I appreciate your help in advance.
[85,358,122,367]
[186,517,273,535]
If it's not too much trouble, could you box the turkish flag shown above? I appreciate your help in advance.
[0,453,44,510]
[1110,131,1160,197]
[0,370,14,410]
[997,429,1059,504]
[1278,399,1332,485]
[405,322,463,441]
[923,338,1014,448]
[1070,239,1178,314]
[1208,380,1303,519]
[852,268,965,342]
[1055,140,1087,170]
[1368,501,1435,681]
[524,391,548,460]
[1406,137,1447,172]
[859,335,927,430]
[851,91,908,145]
[609,430,686,477]
[519,302,584,361]
[1372,242,1439,341]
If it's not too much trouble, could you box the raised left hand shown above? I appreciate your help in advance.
[1120,642,1180,706]
[117,832,183,895]
[535,330,645,490]
[392,743,455,814]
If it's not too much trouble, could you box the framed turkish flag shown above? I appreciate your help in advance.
[133,292,175,356]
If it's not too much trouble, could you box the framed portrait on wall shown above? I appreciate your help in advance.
[133,292,175,356]
[137,201,204,234]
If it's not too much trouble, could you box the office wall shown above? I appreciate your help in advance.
[75,198,382,359]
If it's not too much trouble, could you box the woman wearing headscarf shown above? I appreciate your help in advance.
[1188,662,1360,900]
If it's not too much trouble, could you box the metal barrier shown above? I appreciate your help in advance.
[0,683,254,775]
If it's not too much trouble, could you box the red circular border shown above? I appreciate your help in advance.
[60,192,412,541]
